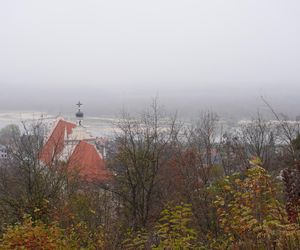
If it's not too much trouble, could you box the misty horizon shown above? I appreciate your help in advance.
[1,0,300,119]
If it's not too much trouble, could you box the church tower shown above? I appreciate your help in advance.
[76,101,84,126]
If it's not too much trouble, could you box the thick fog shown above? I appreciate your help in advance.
[1,0,300,119]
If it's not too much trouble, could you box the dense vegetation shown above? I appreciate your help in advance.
[1,101,300,249]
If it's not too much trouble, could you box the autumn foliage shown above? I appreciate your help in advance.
[2,105,300,249]
[212,166,295,249]
[0,216,71,250]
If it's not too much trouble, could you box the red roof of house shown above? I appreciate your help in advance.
[67,140,112,182]
[40,119,76,165]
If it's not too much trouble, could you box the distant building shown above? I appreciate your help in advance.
[0,145,7,160]
[40,102,112,183]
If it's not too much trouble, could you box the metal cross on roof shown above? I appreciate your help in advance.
[76,101,83,108]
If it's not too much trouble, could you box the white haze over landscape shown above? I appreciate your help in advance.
[1,0,300,122]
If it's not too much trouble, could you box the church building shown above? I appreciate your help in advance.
[40,102,112,183]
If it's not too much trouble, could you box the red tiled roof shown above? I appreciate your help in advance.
[40,119,76,165]
[67,140,112,182]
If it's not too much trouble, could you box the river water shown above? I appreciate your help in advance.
[0,111,115,137]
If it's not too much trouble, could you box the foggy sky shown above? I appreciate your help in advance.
[1,0,300,118]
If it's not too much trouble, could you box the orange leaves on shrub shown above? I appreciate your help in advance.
[0,216,70,250]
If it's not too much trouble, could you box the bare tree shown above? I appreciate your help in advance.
[239,114,277,170]
[261,96,300,162]
[218,132,249,175]
[190,111,219,168]
[0,120,72,224]
[109,99,180,229]
[157,111,222,239]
